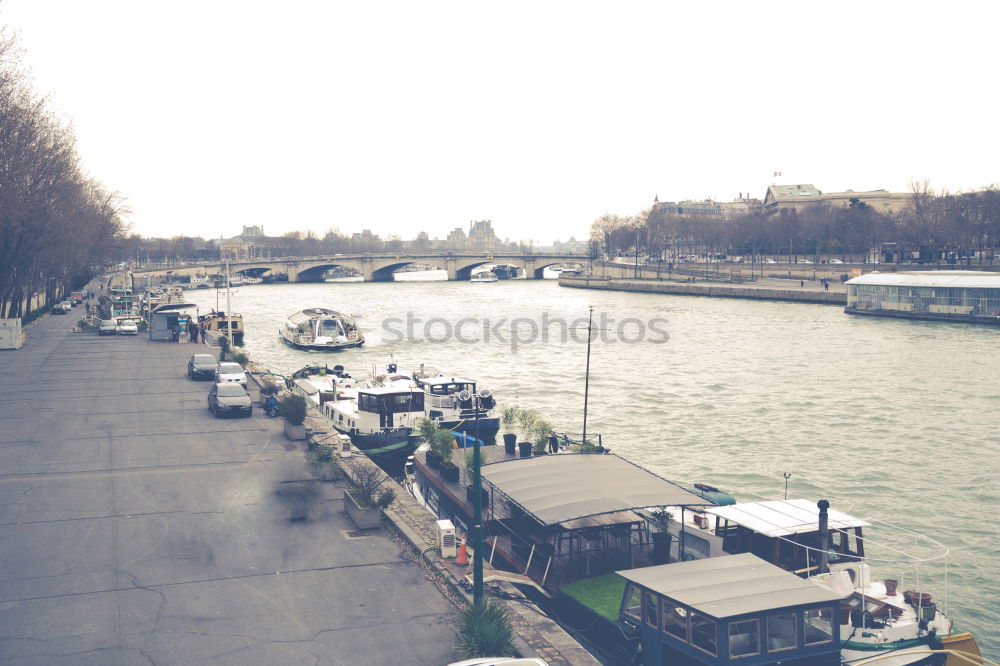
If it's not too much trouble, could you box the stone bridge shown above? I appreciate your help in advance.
[160,253,588,282]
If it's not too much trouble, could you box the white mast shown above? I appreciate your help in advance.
[225,259,233,347]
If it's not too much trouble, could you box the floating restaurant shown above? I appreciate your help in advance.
[845,270,1000,324]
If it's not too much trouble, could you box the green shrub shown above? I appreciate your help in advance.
[310,443,336,464]
[280,394,307,426]
[456,602,515,658]
[499,405,520,427]
[231,352,249,365]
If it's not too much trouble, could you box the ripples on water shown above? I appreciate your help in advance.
[183,275,1000,656]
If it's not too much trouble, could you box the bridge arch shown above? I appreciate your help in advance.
[453,260,495,281]
[369,261,419,282]
[295,262,360,283]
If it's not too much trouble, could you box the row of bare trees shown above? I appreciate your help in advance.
[0,33,127,318]
[591,185,1000,266]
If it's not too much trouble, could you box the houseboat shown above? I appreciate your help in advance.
[845,270,1000,325]
[406,448,980,665]
[414,374,499,442]
[471,271,499,283]
[279,308,364,350]
[199,311,245,346]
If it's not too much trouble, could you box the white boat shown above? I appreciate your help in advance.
[242,276,262,285]
[189,275,211,289]
[471,271,498,283]
[280,308,364,350]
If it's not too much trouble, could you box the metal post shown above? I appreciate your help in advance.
[581,306,593,446]
[225,260,233,347]
[473,397,483,605]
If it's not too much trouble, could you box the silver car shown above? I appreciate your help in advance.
[207,383,252,417]
[215,361,247,388]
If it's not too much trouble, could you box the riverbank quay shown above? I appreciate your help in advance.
[297,408,601,665]
[0,311,462,664]
[560,273,847,305]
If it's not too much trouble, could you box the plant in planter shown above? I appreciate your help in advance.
[418,418,444,467]
[500,406,520,454]
[344,461,396,529]
[308,442,340,481]
[429,426,458,480]
[648,506,674,564]
[531,419,553,455]
[516,408,538,439]
[280,394,308,440]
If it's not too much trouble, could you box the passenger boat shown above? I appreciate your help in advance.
[405,448,981,665]
[279,308,364,350]
[189,275,211,289]
[471,271,498,283]
[199,311,245,346]
[846,270,1000,325]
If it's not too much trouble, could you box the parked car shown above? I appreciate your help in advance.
[215,361,247,387]
[829,258,844,264]
[99,319,118,335]
[208,382,252,417]
[51,302,71,314]
[188,353,217,379]
[117,319,138,335]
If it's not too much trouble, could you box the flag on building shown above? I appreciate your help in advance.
[773,171,782,177]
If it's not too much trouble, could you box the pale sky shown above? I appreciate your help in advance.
[2,1,998,243]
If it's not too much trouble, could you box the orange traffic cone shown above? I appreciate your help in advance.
[456,538,468,566]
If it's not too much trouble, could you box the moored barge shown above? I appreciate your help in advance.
[846,270,1000,325]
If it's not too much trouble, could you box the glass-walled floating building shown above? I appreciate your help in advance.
[845,271,1000,325]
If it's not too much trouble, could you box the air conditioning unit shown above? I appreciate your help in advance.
[336,433,353,458]
[437,519,457,558]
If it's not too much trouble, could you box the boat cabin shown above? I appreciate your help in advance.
[424,452,717,593]
[703,500,869,575]
[618,553,842,666]
[415,376,495,418]
[325,386,425,434]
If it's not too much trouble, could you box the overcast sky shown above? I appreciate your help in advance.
[2,1,997,243]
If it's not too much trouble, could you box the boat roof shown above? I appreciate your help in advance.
[358,386,424,396]
[617,553,842,619]
[287,308,352,323]
[416,376,476,385]
[481,454,712,527]
[704,499,870,537]
[151,303,199,313]
[846,270,1000,288]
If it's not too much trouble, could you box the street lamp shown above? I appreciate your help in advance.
[472,396,484,605]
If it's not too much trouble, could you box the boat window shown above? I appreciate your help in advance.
[766,613,796,652]
[728,619,759,658]
[390,393,424,412]
[358,394,377,413]
[803,607,834,645]
[661,604,687,641]
[621,584,641,622]
[690,612,717,656]
[643,591,658,628]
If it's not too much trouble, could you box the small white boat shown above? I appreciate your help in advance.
[280,308,364,350]
[189,275,211,289]
[471,271,498,283]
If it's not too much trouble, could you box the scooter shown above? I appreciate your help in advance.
[264,394,280,417]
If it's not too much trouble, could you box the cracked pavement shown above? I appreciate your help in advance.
[0,306,460,665]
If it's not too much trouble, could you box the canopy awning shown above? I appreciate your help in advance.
[618,553,842,619]
[151,303,199,313]
[481,454,712,527]
[704,499,869,538]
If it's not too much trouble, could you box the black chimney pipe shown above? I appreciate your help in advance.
[817,499,830,574]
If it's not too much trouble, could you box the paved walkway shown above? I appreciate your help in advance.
[0,296,461,665]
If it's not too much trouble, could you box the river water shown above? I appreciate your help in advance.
[182,274,1000,656]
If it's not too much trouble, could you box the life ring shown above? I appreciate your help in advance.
[857,303,868,310]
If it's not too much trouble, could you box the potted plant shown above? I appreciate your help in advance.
[516,408,538,439]
[500,406,519,454]
[531,419,553,456]
[280,394,308,440]
[344,461,396,529]
[438,429,460,482]
[648,507,674,564]
[308,442,340,481]
[417,419,443,468]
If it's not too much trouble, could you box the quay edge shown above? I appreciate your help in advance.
[559,274,846,305]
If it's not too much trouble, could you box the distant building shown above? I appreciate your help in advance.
[217,226,285,260]
[651,194,763,222]
[468,220,501,250]
[446,227,468,249]
[552,236,588,253]
[763,184,913,217]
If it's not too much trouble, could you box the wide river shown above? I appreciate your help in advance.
[183,273,1000,657]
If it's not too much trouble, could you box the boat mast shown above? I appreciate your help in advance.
[225,259,233,347]
[582,306,593,445]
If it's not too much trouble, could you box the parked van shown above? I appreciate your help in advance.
[70,291,85,304]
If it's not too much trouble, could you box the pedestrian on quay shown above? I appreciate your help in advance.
[189,320,198,343]
[800,280,804,287]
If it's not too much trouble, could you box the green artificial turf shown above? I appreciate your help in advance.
[560,573,627,622]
